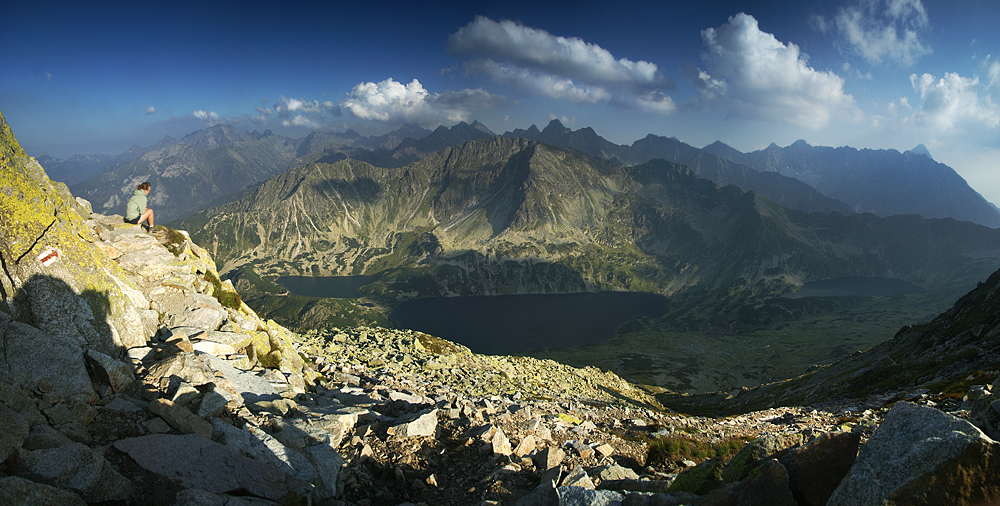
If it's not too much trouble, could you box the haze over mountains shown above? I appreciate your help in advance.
[57,119,1000,230]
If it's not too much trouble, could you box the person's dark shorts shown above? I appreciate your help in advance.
[124,216,139,224]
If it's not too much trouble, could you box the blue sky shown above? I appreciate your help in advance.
[3,0,1000,203]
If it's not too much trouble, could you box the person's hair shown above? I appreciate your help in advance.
[137,182,151,191]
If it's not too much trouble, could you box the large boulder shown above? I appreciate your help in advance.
[828,402,1000,506]
[11,442,133,502]
[0,319,96,404]
[113,434,291,501]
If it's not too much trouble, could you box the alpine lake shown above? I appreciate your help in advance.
[275,275,923,357]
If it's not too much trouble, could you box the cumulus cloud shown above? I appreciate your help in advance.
[688,13,854,129]
[909,72,1000,130]
[465,59,610,104]
[274,96,340,118]
[448,16,666,90]
[192,110,223,125]
[835,0,931,65]
[340,77,507,125]
[145,106,156,115]
[257,107,273,115]
[282,115,321,129]
[448,16,675,114]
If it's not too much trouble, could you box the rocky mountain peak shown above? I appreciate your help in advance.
[907,143,934,160]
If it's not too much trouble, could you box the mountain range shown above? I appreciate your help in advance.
[175,136,1000,304]
[55,119,1000,230]
[702,139,1000,228]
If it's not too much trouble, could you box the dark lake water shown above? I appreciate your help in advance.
[783,276,922,299]
[275,275,375,298]
[390,292,670,355]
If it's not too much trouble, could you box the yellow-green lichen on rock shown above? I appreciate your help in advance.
[0,109,160,402]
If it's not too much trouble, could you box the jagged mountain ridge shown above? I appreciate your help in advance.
[67,122,484,223]
[703,139,1000,228]
[177,136,1000,304]
[503,120,855,216]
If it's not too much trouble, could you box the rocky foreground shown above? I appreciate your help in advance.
[3,112,1000,505]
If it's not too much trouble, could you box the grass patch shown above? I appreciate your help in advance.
[646,436,752,466]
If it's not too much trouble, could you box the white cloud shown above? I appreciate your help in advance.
[448,16,675,114]
[466,59,610,104]
[145,106,156,115]
[192,110,223,125]
[273,97,341,118]
[340,77,507,125]
[257,107,273,115]
[909,72,1000,130]
[448,16,666,90]
[282,115,321,129]
[691,13,854,128]
[835,0,931,65]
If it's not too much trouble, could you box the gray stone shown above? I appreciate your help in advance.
[0,321,96,404]
[0,475,87,506]
[149,399,213,438]
[0,401,28,463]
[514,479,559,506]
[561,466,595,489]
[211,421,316,497]
[13,442,133,502]
[199,352,279,404]
[514,434,539,457]
[145,352,216,391]
[569,440,595,460]
[113,434,290,501]
[142,417,171,434]
[556,486,623,506]
[829,402,1000,506]
[304,443,344,501]
[174,308,225,332]
[84,349,135,393]
[173,488,279,506]
[491,426,512,456]
[197,390,229,418]
[21,424,74,451]
[0,383,46,425]
[171,381,202,406]
[534,446,566,470]
[592,463,640,482]
[387,408,438,437]
[270,417,346,450]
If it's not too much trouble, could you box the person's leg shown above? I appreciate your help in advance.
[138,209,155,229]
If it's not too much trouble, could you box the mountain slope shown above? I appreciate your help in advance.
[705,263,1000,414]
[71,126,300,222]
[177,137,1000,306]
[704,140,1000,228]
[505,120,854,216]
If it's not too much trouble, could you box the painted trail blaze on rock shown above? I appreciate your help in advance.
[36,247,60,266]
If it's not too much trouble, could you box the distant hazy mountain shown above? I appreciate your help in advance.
[333,121,495,168]
[36,153,113,185]
[177,137,1000,305]
[68,122,449,222]
[71,124,300,222]
[504,120,854,216]
[702,140,1000,228]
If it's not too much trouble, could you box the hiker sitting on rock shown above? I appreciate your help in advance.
[125,181,155,232]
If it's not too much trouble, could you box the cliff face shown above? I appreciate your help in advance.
[0,112,161,403]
